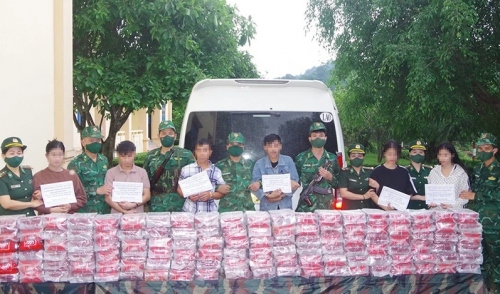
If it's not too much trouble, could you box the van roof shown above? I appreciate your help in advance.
[192,79,330,91]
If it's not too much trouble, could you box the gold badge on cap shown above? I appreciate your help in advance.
[316,123,320,126]
[12,138,18,143]
[93,127,98,131]
[234,133,238,138]
[417,140,421,145]
[355,144,360,149]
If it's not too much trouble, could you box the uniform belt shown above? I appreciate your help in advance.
[312,186,333,195]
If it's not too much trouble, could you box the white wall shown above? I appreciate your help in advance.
[0,1,56,171]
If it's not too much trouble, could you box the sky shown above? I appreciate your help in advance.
[226,0,332,78]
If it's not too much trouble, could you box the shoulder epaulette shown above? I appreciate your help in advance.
[363,166,374,170]
[342,167,350,171]
[0,170,6,178]
[404,165,411,168]
[423,164,433,169]
[20,165,32,169]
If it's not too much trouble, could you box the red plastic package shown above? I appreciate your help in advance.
[120,213,146,231]
[246,211,272,237]
[43,270,69,282]
[70,261,95,275]
[275,254,297,267]
[93,214,120,233]
[67,213,96,230]
[18,216,43,230]
[0,241,17,253]
[296,235,321,249]
[194,212,220,231]
[415,262,436,275]
[144,269,169,281]
[295,212,318,226]
[170,212,194,230]
[225,265,252,279]
[224,234,249,249]
[315,209,342,231]
[145,258,171,270]
[121,257,146,272]
[19,233,43,252]
[18,260,43,283]
[435,263,456,273]
[434,210,456,223]
[340,210,366,225]
[42,214,68,230]
[169,269,194,281]
[452,208,479,224]
[146,212,171,228]
[93,271,119,282]
[301,266,323,278]
[198,235,223,251]
[195,267,219,280]
[251,266,276,279]
[172,237,197,250]
[121,239,147,257]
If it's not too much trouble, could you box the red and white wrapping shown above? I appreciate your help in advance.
[144,212,170,239]
[148,237,172,259]
[120,213,146,231]
[18,216,43,231]
[246,211,272,237]
[18,228,44,252]
[121,238,147,257]
[251,266,276,279]
[371,264,392,277]
[315,210,342,233]
[17,218,44,283]
[195,267,220,280]
[194,212,220,237]
[93,214,120,234]
[451,208,479,224]
[321,234,343,255]
[198,235,224,251]
[224,265,252,279]
[120,256,145,280]
[42,214,68,231]
[18,259,43,283]
[340,210,366,225]
[363,209,389,233]
[220,211,247,237]
[269,209,295,239]
[171,249,196,270]
[295,212,319,238]
[146,258,170,270]
[0,215,22,238]
[276,266,300,277]
[457,263,481,274]
[144,269,169,281]
[94,234,119,252]
[173,236,197,251]
[67,213,96,230]
[296,235,321,250]
[323,255,348,276]
[170,212,194,230]
[169,269,194,281]
[249,247,273,268]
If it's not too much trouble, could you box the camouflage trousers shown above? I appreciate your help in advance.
[296,193,333,213]
[150,193,185,212]
[78,195,110,214]
[482,226,500,293]
[218,191,255,213]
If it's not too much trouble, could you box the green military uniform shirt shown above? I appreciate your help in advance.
[67,152,110,214]
[469,159,500,288]
[295,149,340,212]
[143,147,194,212]
[0,165,35,216]
[338,166,375,210]
[406,164,431,210]
[215,157,255,213]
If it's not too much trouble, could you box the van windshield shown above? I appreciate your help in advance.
[182,111,339,163]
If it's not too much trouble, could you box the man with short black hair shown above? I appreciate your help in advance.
[252,134,299,211]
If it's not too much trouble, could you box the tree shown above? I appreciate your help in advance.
[306,0,500,147]
[73,0,259,163]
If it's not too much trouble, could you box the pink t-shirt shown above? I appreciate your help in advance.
[105,164,150,214]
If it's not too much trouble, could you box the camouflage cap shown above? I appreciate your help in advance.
[409,139,427,151]
[348,143,365,154]
[309,122,326,134]
[1,137,27,153]
[227,132,245,144]
[80,126,103,139]
[159,120,176,132]
[477,133,497,147]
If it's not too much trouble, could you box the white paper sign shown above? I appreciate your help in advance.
[112,182,143,203]
[40,181,77,208]
[262,174,292,194]
[425,184,456,205]
[378,186,411,211]
[178,171,214,198]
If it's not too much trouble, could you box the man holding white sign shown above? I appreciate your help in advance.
[105,141,150,214]
[177,139,226,213]
[252,134,299,211]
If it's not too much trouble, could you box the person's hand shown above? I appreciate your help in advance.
[318,168,333,181]
[189,194,201,202]
[364,189,377,199]
[32,190,42,200]
[290,180,300,191]
[428,203,438,208]
[50,204,71,213]
[217,185,231,194]
[96,185,112,196]
[118,202,136,210]
[440,203,453,209]
[123,209,137,214]
[369,179,380,190]
[248,182,260,191]
[411,195,426,201]
[31,198,43,208]
[198,191,212,202]
[459,191,475,200]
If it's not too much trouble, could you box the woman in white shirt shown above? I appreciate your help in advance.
[427,142,470,209]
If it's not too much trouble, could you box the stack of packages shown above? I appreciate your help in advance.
[220,211,251,279]
[363,209,391,277]
[246,211,274,278]
[67,213,96,283]
[170,212,196,281]
[93,214,121,282]
[18,216,44,283]
[341,210,369,276]
[0,215,23,282]
[388,211,414,275]
[295,212,323,278]
[433,210,459,274]
[316,210,345,276]
[144,212,171,281]
[410,210,437,274]
[194,212,222,280]
[42,214,69,282]
[269,209,299,277]
[119,213,147,280]
[454,209,483,273]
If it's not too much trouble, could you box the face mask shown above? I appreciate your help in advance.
[161,135,175,147]
[5,156,23,168]
[410,154,425,164]
[228,146,244,157]
[86,142,102,154]
[311,138,326,148]
[477,151,494,162]
[350,158,364,167]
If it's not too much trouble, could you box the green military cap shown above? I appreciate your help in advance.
[409,139,427,151]
[80,126,103,139]
[309,122,326,134]
[159,120,176,132]
[227,132,245,144]
[477,133,497,147]
[1,137,27,153]
[348,143,365,154]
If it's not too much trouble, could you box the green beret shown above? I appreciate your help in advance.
[477,133,497,147]
[227,132,245,144]
[80,126,103,139]
[309,122,326,134]
[159,120,176,132]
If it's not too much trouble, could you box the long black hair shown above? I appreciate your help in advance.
[436,141,470,179]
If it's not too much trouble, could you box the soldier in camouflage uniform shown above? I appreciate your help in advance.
[215,133,256,213]
[143,120,194,212]
[460,133,500,293]
[68,126,111,214]
[338,143,377,210]
[295,122,340,212]
[406,140,431,209]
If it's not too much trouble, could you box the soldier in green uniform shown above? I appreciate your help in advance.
[406,140,431,209]
[459,133,500,293]
[215,133,256,213]
[143,120,195,212]
[0,137,43,216]
[295,122,340,212]
[338,143,377,210]
[67,126,111,214]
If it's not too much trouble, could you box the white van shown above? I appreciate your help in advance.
[179,79,346,210]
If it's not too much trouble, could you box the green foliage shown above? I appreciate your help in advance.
[306,0,500,148]
[278,61,335,88]
[73,0,259,164]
